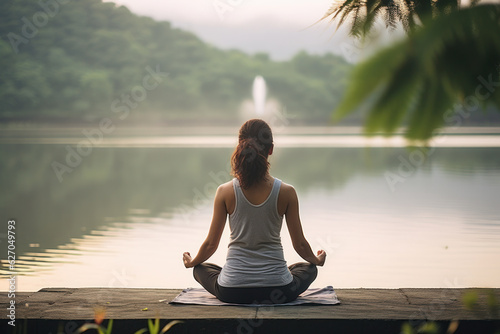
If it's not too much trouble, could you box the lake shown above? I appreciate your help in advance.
[1,127,500,291]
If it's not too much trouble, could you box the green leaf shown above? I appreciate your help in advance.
[333,40,409,122]
[332,4,500,141]
[463,291,479,310]
[417,321,440,334]
[148,318,155,334]
[160,320,183,333]
[105,319,113,334]
[74,323,102,334]
[487,289,499,312]
[401,322,415,334]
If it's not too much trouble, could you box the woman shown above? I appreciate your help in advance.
[183,119,326,304]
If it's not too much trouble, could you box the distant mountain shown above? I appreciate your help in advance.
[173,20,353,61]
[0,0,352,125]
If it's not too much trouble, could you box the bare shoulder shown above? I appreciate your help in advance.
[277,181,298,216]
[216,180,235,201]
[279,181,297,199]
[217,180,235,214]
[217,180,234,193]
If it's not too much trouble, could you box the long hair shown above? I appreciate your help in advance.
[231,119,273,189]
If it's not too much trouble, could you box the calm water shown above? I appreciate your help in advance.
[1,131,500,291]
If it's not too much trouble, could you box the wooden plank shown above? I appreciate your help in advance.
[401,288,500,321]
[1,288,498,322]
[7,288,256,320]
[256,289,414,320]
[0,291,36,305]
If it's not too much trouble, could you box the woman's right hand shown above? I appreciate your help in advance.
[183,252,194,268]
[316,250,326,266]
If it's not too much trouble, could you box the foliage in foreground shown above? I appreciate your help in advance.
[401,289,499,334]
[323,0,500,140]
[75,319,182,334]
[73,306,183,334]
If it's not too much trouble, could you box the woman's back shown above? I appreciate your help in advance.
[183,119,325,304]
[217,177,293,287]
[238,175,275,206]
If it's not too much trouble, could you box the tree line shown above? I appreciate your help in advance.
[0,0,351,124]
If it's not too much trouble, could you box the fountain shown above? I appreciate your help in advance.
[240,75,280,121]
[252,75,267,115]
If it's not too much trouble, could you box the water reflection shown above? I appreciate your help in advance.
[0,144,499,290]
[2,134,500,147]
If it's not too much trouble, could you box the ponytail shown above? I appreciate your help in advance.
[231,119,273,189]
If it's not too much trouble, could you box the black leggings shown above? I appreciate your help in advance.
[193,262,318,304]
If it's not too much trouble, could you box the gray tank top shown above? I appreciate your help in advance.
[217,177,293,287]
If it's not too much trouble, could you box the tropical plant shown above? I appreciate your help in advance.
[323,0,500,140]
[74,306,183,334]
[135,319,183,334]
[401,289,499,334]
[75,319,114,334]
[75,319,182,334]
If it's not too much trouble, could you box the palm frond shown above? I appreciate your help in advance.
[433,0,461,15]
[323,0,485,38]
[405,77,453,140]
[332,4,500,141]
[412,0,434,24]
[322,0,407,36]
[333,40,410,121]
[350,4,367,37]
[365,56,422,134]
[321,0,361,23]
[382,0,401,29]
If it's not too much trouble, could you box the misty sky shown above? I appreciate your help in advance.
[104,0,368,61]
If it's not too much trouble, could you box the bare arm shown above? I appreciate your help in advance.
[183,185,227,268]
[284,186,326,266]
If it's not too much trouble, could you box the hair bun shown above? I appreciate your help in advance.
[231,119,273,189]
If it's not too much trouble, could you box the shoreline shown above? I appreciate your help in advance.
[2,124,500,135]
[1,287,498,333]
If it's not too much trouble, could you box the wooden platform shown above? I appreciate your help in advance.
[1,288,499,333]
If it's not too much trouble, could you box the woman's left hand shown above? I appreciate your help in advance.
[316,250,326,266]
[183,252,193,268]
